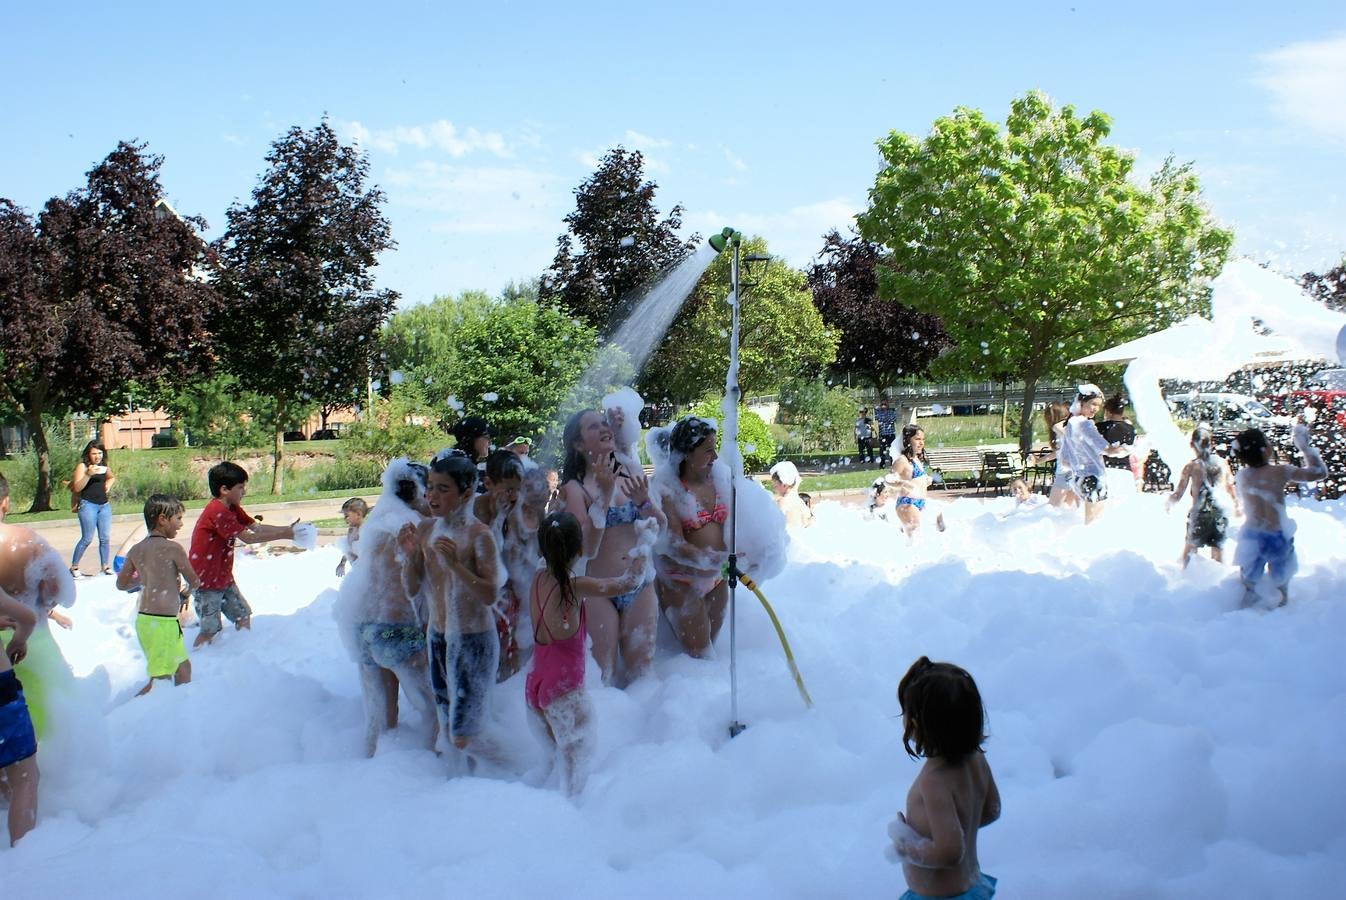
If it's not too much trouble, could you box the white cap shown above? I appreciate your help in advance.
[769,460,801,487]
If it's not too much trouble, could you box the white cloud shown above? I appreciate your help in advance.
[340,119,512,157]
[686,198,860,270]
[623,130,672,150]
[723,147,748,172]
[382,160,564,234]
[1254,33,1346,142]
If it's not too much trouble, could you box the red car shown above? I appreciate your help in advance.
[1266,367,1346,429]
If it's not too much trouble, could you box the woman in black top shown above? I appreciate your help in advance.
[1096,393,1138,498]
[69,440,116,576]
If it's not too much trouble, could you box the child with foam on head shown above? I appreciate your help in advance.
[526,511,642,797]
[768,460,813,529]
[335,498,368,577]
[1168,425,1239,569]
[1231,424,1326,608]
[887,656,1001,900]
[0,586,40,846]
[398,451,512,771]
[188,462,301,648]
[117,495,199,695]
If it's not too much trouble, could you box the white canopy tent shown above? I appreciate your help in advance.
[1067,315,1305,377]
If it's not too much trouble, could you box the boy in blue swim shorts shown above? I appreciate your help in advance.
[0,586,40,846]
[1232,425,1326,609]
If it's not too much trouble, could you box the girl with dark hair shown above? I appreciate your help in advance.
[649,416,731,657]
[1059,384,1109,524]
[887,425,939,540]
[526,511,643,796]
[1097,393,1139,501]
[559,409,665,686]
[69,440,116,576]
[888,656,1001,900]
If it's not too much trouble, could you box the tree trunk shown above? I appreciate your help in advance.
[23,405,54,513]
[1017,378,1040,458]
[271,399,285,495]
[1000,378,1009,439]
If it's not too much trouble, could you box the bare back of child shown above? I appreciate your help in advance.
[889,657,1001,900]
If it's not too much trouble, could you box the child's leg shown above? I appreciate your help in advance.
[543,690,594,797]
[391,657,438,751]
[174,659,192,686]
[583,594,620,685]
[222,585,252,630]
[1,755,39,846]
[617,582,658,684]
[71,500,97,569]
[193,589,224,646]
[448,632,514,769]
[380,668,399,729]
[358,664,391,757]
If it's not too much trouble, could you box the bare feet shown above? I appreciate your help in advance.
[235,616,252,631]
[193,631,216,648]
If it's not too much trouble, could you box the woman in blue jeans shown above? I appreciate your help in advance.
[69,440,116,576]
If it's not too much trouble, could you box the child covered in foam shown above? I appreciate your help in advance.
[1231,424,1326,608]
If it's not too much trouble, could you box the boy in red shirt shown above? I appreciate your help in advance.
[189,462,298,647]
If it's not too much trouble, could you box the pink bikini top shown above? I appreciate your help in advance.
[680,482,727,532]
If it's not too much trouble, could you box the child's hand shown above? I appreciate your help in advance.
[433,536,459,560]
[336,558,347,577]
[624,472,652,507]
[49,609,73,630]
[887,812,928,863]
[6,635,28,666]
[1292,422,1312,451]
[397,523,419,555]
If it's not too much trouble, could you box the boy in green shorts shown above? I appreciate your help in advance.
[117,495,200,694]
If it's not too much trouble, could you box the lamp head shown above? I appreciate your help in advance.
[708,227,742,253]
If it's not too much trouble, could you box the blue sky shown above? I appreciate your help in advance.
[5,2,1344,309]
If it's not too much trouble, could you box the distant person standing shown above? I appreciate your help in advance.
[1096,393,1138,500]
[69,440,116,576]
[875,401,898,467]
[452,416,494,493]
[855,407,876,465]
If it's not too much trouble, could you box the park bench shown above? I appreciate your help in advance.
[923,447,984,489]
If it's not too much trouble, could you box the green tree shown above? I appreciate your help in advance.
[777,377,862,453]
[341,383,442,467]
[643,237,837,403]
[154,373,274,458]
[858,91,1234,454]
[383,291,600,444]
[687,398,774,472]
[213,120,397,494]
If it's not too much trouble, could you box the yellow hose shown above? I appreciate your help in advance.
[736,571,813,708]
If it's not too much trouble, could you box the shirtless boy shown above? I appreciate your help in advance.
[399,452,510,769]
[117,495,200,694]
[1232,425,1326,608]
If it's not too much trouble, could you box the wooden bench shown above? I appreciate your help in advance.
[923,447,984,489]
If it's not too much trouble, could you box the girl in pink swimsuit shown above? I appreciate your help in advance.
[526,512,643,796]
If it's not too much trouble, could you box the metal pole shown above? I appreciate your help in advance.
[727,241,746,738]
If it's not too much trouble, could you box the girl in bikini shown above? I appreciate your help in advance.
[887,424,938,541]
[526,511,643,796]
[560,409,665,686]
[651,417,732,658]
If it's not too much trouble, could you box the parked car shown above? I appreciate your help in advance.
[310,429,340,440]
[1166,392,1288,429]
[283,430,307,442]
[1265,367,1346,429]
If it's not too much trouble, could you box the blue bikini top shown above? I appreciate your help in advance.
[606,500,640,527]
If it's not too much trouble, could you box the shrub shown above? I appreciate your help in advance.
[686,398,775,472]
[777,377,862,452]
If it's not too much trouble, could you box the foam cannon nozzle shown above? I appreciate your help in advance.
[707,227,742,253]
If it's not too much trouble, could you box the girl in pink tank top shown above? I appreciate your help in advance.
[526,512,643,796]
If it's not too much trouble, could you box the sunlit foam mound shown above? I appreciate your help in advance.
[645,421,788,584]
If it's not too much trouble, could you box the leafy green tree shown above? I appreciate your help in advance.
[687,398,774,472]
[858,91,1234,454]
[340,383,442,467]
[0,143,220,510]
[154,373,274,458]
[777,377,862,453]
[213,120,397,494]
[383,291,600,444]
[541,147,695,335]
[643,237,837,403]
